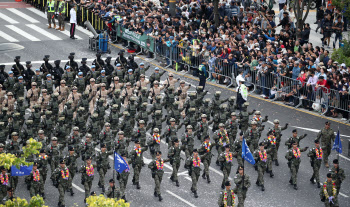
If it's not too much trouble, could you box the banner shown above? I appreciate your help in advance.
[116,25,155,52]
[332,130,342,153]
[114,152,129,173]
[11,165,33,176]
[242,137,256,165]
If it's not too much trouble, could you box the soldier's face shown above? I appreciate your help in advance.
[293,132,297,137]
[252,125,257,129]
[87,160,91,165]
[102,147,106,152]
[231,116,236,120]
[259,146,264,151]
[119,135,124,139]
[52,140,57,145]
[140,124,144,128]
[202,118,206,122]
[86,138,90,142]
[60,163,65,168]
[33,165,37,170]
[274,123,279,127]
[69,150,74,155]
[174,142,179,147]
[73,131,79,135]
[109,182,114,187]
[13,136,18,141]
[325,123,330,129]
[188,129,192,133]
[156,154,161,160]
[239,169,243,175]
[39,133,44,138]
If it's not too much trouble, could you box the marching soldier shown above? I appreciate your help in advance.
[92,52,105,71]
[78,58,90,77]
[234,166,251,207]
[3,92,15,115]
[285,129,307,150]
[181,125,196,158]
[25,162,44,198]
[108,77,124,95]
[285,142,308,190]
[149,67,166,87]
[73,72,87,94]
[134,63,150,82]
[308,140,323,188]
[118,153,130,201]
[96,143,113,193]
[185,149,201,198]
[135,75,150,91]
[213,123,230,165]
[52,60,64,86]
[40,55,52,79]
[67,86,81,113]
[113,64,125,83]
[316,122,335,168]
[51,159,70,207]
[253,142,269,191]
[106,179,121,199]
[47,137,64,172]
[130,140,148,189]
[96,70,108,88]
[238,102,255,132]
[31,69,43,88]
[81,134,97,162]
[23,61,35,90]
[115,131,129,156]
[86,65,100,81]
[99,123,114,151]
[176,80,191,108]
[114,50,127,68]
[41,74,54,95]
[210,91,228,118]
[147,110,167,133]
[39,110,55,136]
[121,82,135,107]
[0,85,6,110]
[196,114,212,142]
[148,81,164,103]
[11,56,24,77]
[251,111,268,128]
[65,53,78,73]
[148,151,170,201]
[218,145,235,189]
[226,112,239,142]
[67,127,81,156]
[330,159,346,196]
[37,149,49,185]
[199,135,216,183]
[80,156,96,202]
[13,76,25,99]
[218,181,236,207]
[245,121,263,153]
[37,89,51,111]
[26,82,40,109]
[104,56,114,77]
[54,117,69,147]
[263,131,277,178]
[36,130,49,150]
[64,146,78,196]
[163,118,183,148]
[271,119,288,166]
[0,167,10,203]
[124,69,136,86]
[85,78,100,114]
[54,80,70,112]
[62,66,75,87]
[168,138,182,187]
[320,173,339,207]
[147,128,162,159]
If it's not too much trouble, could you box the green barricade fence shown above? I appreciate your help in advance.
[116,25,155,53]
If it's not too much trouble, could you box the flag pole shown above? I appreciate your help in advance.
[113,151,115,198]
[337,127,340,166]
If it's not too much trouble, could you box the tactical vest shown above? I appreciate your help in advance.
[58,1,65,13]
[47,1,55,12]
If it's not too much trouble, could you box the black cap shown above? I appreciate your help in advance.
[225,145,230,148]
[156,151,162,155]
[327,173,332,178]
[134,140,140,144]
[205,135,210,140]
[7,187,13,192]
[292,141,297,145]
[240,131,244,136]
[33,162,38,166]
[101,143,106,148]
[15,56,20,59]
[109,179,115,183]
[238,166,244,170]
[333,159,339,164]
[86,156,92,161]
[60,159,65,164]
[68,146,74,151]
[193,149,198,152]
[173,138,179,143]
[69,52,75,56]
[314,140,319,144]
[106,56,112,60]
[40,149,45,153]
[90,191,96,196]
[259,142,264,146]
[54,60,61,64]
[319,76,324,79]
[225,181,231,186]
[26,61,31,65]
[44,55,50,59]
[292,129,297,133]
[81,58,87,62]
[0,65,5,69]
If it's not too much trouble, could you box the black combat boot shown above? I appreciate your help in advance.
[194,191,198,198]
[175,180,179,187]
[136,182,141,189]
[158,194,163,201]
[207,175,211,183]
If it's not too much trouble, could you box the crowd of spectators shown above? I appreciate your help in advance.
[72,0,350,120]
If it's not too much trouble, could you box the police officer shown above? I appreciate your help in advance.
[46,0,56,29]
[56,0,66,31]
[198,59,207,89]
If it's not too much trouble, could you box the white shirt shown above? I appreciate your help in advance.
[236,74,245,87]
[279,0,286,3]
[70,8,77,24]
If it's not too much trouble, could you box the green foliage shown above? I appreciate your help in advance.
[331,34,350,65]
[0,138,42,170]
[86,195,130,207]
[0,195,48,207]
[332,0,350,19]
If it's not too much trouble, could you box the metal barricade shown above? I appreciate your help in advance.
[328,88,350,115]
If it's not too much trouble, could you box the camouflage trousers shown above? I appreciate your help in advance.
[171,161,180,182]
[153,173,163,196]
[99,167,108,187]
[289,163,300,185]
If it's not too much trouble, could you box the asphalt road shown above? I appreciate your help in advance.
[0,2,349,207]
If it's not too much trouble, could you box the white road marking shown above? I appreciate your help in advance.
[0,30,19,42]
[72,183,85,192]
[7,8,39,23]
[0,12,19,24]
[1,58,96,66]
[340,154,350,162]
[339,192,349,198]
[26,24,62,40]
[5,25,40,41]
[166,190,197,207]
[27,7,47,19]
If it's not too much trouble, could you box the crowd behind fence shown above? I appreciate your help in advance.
[24,0,350,120]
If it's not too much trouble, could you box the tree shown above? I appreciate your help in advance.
[0,195,48,207]
[293,0,312,38]
[86,195,130,207]
[332,0,350,19]
[0,138,42,169]
[213,0,219,27]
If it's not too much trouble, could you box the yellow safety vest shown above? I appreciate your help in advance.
[115,15,121,21]
[47,0,55,12]
[59,1,65,14]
